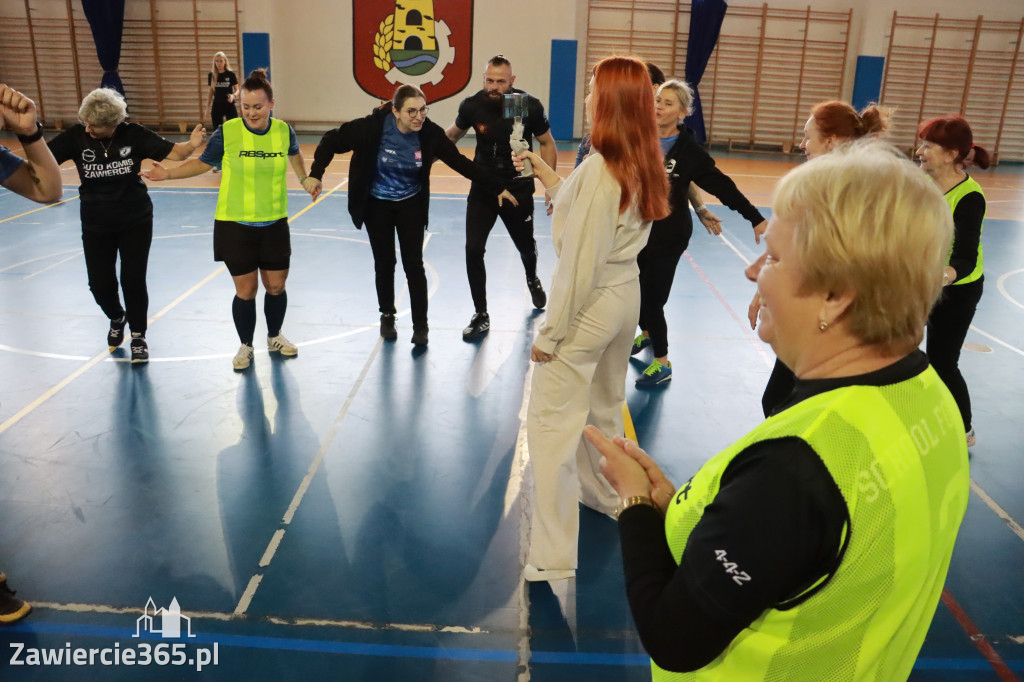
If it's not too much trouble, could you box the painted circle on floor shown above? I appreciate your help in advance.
[0,231,439,363]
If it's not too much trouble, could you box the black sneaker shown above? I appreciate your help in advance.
[130,334,149,363]
[0,573,31,625]
[107,316,127,349]
[380,313,397,341]
[411,325,429,346]
[527,277,547,309]
[462,313,490,341]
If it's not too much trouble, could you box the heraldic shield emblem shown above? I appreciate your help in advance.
[353,0,474,104]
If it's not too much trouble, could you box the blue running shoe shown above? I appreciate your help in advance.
[630,334,651,356]
[636,359,671,387]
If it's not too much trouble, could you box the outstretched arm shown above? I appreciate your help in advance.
[0,84,63,203]
[140,158,213,181]
[165,124,207,161]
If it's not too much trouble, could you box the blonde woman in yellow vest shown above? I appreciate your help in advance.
[584,142,970,681]
[917,115,990,448]
[144,69,313,370]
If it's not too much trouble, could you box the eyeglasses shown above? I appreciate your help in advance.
[404,107,429,118]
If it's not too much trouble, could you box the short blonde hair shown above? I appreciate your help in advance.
[212,51,231,74]
[772,140,952,350]
[78,88,127,128]
[657,79,694,117]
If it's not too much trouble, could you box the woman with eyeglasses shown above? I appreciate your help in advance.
[304,85,515,346]
[48,87,205,362]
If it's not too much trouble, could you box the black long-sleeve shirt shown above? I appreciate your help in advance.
[619,351,929,673]
[662,124,765,231]
[308,106,507,229]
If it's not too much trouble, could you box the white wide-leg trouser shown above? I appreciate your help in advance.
[526,278,639,570]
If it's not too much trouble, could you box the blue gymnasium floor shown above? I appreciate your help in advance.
[0,152,1022,681]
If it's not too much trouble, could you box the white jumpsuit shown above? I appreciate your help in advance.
[527,152,653,570]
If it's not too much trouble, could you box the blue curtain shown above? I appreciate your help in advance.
[81,0,126,97]
[683,0,727,145]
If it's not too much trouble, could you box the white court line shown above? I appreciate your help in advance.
[235,227,435,615]
[996,268,1024,311]
[19,252,80,280]
[720,223,1024,543]
[969,480,1024,543]
[719,231,754,266]
[0,178,340,439]
[0,349,110,437]
[30,600,486,633]
[968,324,1024,358]
[513,346,537,681]
[0,247,84,273]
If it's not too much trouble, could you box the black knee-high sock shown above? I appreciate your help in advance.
[233,296,257,345]
[264,290,287,338]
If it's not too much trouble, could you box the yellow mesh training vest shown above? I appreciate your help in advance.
[654,365,969,682]
[215,118,290,222]
[945,176,985,285]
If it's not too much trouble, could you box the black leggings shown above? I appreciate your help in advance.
[81,219,153,336]
[364,195,428,328]
[211,100,238,131]
[465,185,539,314]
[637,215,694,358]
[927,278,983,432]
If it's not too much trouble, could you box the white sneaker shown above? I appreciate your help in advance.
[267,334,298,356]
[524,564,575,582]
[232,343,254,370]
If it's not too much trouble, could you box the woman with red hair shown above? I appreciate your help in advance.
[513,56,670,581]
[917,114,990,447]
[756,100,892,416]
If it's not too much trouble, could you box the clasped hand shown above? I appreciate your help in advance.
[583,425,676,514]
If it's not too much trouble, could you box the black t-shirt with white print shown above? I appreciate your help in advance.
[208,70,238,106]
[454,87,550,182]
[48,122,175,228]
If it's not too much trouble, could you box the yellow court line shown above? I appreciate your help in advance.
[623,401,637,443]
[0,185,335,437]
[287,178,348,223]
[0,194,79,224]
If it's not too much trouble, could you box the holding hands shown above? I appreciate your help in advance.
[583,425,676,514]
[302,176,322,201]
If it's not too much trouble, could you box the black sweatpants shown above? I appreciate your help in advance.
[637,215,694,358]
[465,185,539,314]
[211,100,238,132]
[364,195,428,328]
[927,277,983,432]
[81,218,153,336]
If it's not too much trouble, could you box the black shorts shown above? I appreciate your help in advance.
[213,218,291,276]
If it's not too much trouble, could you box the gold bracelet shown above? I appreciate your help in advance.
[617,495,654,519]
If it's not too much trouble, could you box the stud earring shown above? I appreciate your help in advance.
[818,320,829,332]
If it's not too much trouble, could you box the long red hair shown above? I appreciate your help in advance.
[589,57,669,221]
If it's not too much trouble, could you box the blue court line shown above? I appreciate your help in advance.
[4,621,1022,670]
